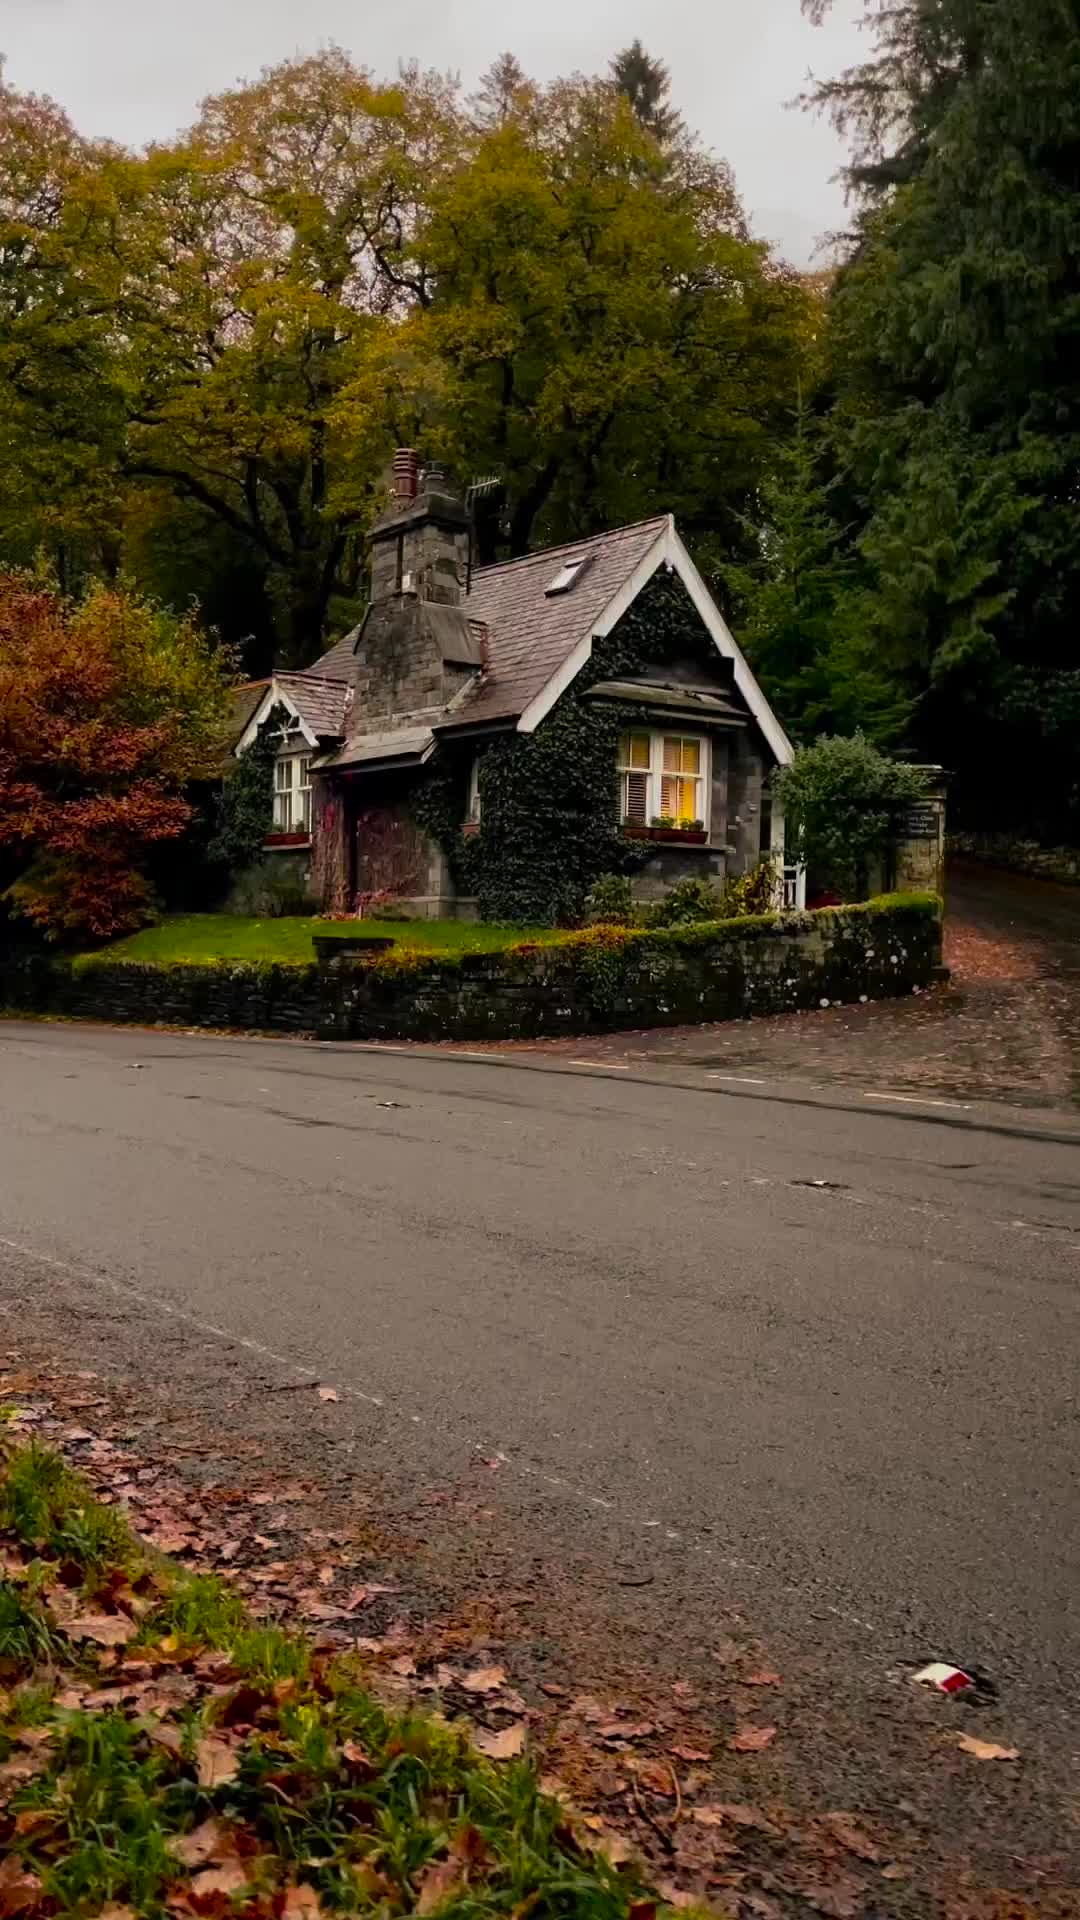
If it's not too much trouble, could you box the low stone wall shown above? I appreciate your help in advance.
[950,832,1080,887]
[1,895,943,1044]
[0,955,326,1035]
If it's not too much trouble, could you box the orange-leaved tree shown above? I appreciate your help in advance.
[0,575,234,938]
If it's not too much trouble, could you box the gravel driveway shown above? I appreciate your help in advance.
[491,860,1080,1111]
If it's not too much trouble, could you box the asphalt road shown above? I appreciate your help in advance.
[1,1015,1078,1757]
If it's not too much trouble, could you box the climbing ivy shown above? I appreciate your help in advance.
[412,571,731,924]
[208,708,281,873]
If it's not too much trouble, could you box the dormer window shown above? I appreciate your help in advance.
[545,553,590,596]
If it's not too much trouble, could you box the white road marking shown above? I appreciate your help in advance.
[864,1092,972,1110]
[567,1060,630,1070]
[705,1073,767,1085]
[0,1235,388,1412]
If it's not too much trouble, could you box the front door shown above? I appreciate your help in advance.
[354,802,428,908]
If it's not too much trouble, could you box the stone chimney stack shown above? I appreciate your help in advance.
[392,447,418,501]
[369,454,471,606]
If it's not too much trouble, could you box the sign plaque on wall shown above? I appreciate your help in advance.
[903,803,940,840]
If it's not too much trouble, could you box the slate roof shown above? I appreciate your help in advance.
[299,515,669,731]
[228,679,270,740]
[445,516,670,730]
[273,671,351,739]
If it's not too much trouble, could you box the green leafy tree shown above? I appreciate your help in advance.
[345,76,806,557]
[777,734,928,899]
[0,81,127,585]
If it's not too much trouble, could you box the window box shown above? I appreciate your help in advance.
[264,831,312,849]
[462,819,481,839]
[621,824,709,846]
[651,824,708,845]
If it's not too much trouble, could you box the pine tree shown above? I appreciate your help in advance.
[722,398,907,744]
[809,0,1080,833]
[473,53,529,128]
[610,40,683,145]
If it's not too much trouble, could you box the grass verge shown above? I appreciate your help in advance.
[0,1428,672,1920]
[90,916,561,967]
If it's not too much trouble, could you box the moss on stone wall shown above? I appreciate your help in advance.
[2,895,942,1043]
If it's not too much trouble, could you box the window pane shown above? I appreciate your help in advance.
[619,732,650,770]
[663,736,700,774]
[660,774,700,821]
[298,756,311,790]
[275,757,291,790]
[622,770,649,824]
[299,786,312,832]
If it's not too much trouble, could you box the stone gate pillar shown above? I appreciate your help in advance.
[894,766,948,897]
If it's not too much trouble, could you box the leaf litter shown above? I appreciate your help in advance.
[0,1353,1038,1919]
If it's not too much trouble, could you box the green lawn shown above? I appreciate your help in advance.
[94,914,558,966]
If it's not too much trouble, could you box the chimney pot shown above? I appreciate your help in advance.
[392,447,418,501]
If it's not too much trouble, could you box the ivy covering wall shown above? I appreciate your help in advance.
[209,710,280,873]
[413,570,741,924]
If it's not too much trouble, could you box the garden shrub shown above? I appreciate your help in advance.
[646,875,724,926]
[228,858,314,918]
[777,735,929,899]
[718,858,779,918]
[584,873,636,925]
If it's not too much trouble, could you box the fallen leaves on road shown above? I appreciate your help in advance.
[461,1665,506,1694]
[472,1722,526,1760]
[728,1725,777,1753]
[953,1733,1020,1762]
[1,1353,1036,1920]
[822,1813,885,1862]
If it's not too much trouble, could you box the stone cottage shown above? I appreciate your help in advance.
[235,453,800,920]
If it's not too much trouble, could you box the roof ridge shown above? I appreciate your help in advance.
[279,668,351,686]
[471,514,669,581]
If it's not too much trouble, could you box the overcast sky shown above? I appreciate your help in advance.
[1,0,866,264]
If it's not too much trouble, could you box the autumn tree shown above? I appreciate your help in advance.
[472,54,530,128]
[105,53,467,663]
[344,75,806,558]
[0,50,808,668]
[0,575,233,937]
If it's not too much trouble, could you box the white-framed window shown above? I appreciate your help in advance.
[272,752,313,834]
[617,730,709,830]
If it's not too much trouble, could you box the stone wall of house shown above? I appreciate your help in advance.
[1,896,942,1043]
